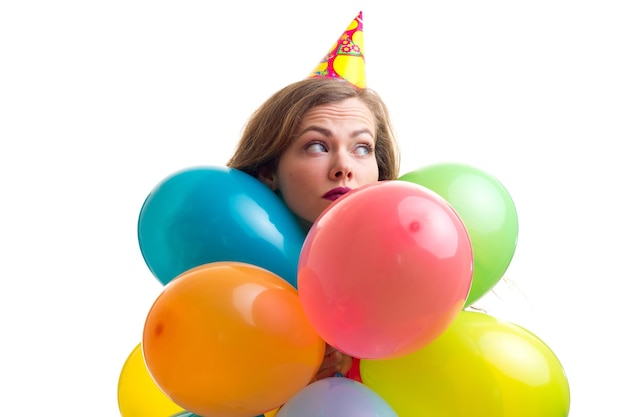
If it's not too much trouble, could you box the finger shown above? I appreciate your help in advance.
[338,354,353,375]
[319,349,342,370]
[324,344,337,355]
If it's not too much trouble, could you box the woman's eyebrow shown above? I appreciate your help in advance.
[351,128,375,138]
[298,126,331,137]
[299,126,374,138]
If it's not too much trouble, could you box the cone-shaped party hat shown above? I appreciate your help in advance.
[308,11,365,88]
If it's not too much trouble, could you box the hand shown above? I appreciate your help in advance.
[312,343,353,382]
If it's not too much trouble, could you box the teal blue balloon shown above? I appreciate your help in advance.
[138,166,305,287]
[399,163,519,307]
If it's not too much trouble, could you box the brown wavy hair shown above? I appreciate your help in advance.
[227,77,400,180]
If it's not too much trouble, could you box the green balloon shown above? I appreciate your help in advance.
[399,163,519,306]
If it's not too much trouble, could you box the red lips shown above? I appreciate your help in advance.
[323,187,352,201]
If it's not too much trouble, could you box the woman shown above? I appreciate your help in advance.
[227,76,401,381]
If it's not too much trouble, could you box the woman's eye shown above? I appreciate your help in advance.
[306,142,327,153]
[354,143,374,156]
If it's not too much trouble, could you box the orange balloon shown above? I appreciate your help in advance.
[143,262,325,417]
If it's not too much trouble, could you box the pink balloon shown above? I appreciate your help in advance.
[298,181,473,359]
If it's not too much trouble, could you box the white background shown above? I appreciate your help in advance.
[1,1,624,415]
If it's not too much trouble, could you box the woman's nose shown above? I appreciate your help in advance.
[329,153,353,180]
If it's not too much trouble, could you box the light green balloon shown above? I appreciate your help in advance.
[398,163,519,307]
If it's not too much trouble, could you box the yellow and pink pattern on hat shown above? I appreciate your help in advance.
[309,11,365,88]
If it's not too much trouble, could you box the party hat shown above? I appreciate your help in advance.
[309,11,365,88]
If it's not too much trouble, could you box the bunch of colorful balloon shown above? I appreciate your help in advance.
[117,166,325,417]
[116,162,570,417]
[296,163,570,416]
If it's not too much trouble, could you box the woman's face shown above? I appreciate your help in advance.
[261,97,379,225]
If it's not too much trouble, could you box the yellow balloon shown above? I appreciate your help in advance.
[118,342,185,417]
[361,311,570,417]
